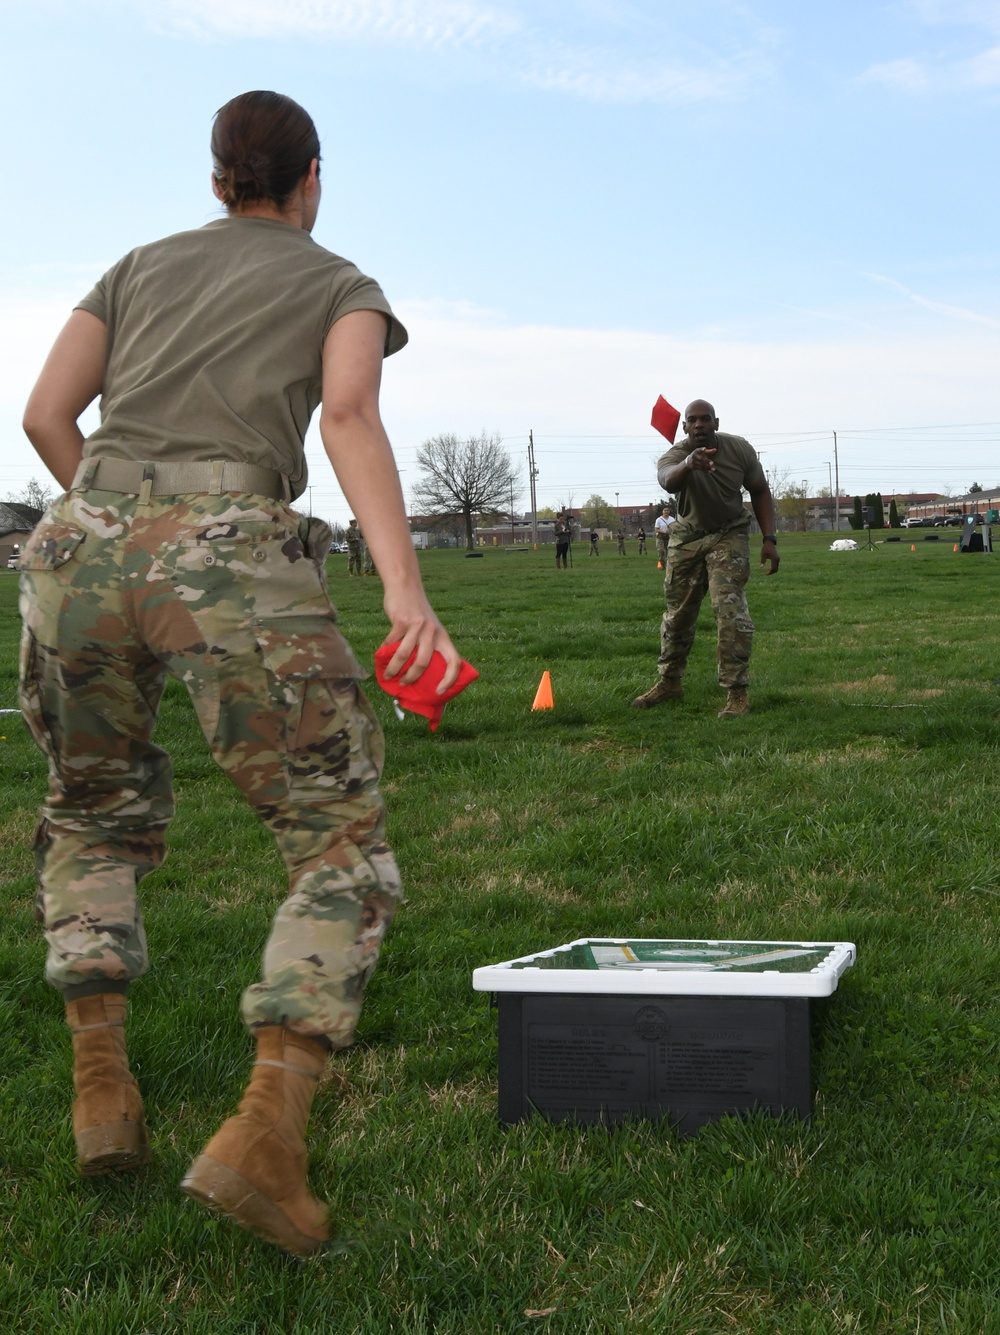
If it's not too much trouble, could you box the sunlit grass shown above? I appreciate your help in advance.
[3,534,1000,1331]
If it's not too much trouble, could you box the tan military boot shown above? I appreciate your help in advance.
[65,992,150,1176]
[718,686,750,718]
[631,678,683,709]
[181,1027,329,1256]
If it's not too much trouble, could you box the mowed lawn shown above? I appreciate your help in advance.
[3,532,1000,1333]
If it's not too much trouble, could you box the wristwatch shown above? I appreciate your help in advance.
[762,534,777,544]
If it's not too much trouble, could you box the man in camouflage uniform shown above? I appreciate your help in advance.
[632,400,779,718]
[346,517,362,575]
[19,483,399,1051]
[616,528,626,555]
[361,527,377,576]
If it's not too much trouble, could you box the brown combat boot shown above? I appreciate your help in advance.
[631,677,683,709]
[181,1026,329,1256]
[718,686,750,718]
[65,992,150,1176]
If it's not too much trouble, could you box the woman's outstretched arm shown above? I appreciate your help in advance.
[320,309,461,691]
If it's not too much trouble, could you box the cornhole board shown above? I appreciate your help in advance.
[472,938,856,1135]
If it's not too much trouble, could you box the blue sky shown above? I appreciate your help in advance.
[3,0,1000,519]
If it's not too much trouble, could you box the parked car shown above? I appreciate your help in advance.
[6,553,19,570]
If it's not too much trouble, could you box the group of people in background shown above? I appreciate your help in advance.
[557,504,674,562]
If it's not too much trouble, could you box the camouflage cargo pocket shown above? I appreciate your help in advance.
[17,628,57,764]
[253,618,366,758]
[17,523,86,571]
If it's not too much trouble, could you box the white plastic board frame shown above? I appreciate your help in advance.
[473,938,857,998]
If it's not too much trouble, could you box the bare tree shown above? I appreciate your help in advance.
[413,432,520,550]
[5,477,53,511]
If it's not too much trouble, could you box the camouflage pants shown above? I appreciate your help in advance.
[657,526,754,689]
[347,544,362,576]
[18,488,401,1049]
[655,536,669,564]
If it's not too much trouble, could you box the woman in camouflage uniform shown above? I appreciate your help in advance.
[19,90,459,1256]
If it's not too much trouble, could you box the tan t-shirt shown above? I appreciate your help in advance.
[75,217,407,499]
[657,432,765,538]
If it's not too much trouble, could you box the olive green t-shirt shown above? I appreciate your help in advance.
[657,432,765,538]
[75,217,407,499]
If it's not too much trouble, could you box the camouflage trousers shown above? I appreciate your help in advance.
[18,487,401,1049]
[657,525,754,689]
[655,536,669,564]
[347,544,362,576]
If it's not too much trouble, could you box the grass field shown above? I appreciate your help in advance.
[3,532,1000,1333]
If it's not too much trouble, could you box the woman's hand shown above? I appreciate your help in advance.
[380,590,462,692]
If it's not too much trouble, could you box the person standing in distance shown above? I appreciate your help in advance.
[19,90,460,1256]
[636,524,647,555]
[346,517,362,575]
[654,505,674,565]
[632,399,778,717]
[554,511,571,569]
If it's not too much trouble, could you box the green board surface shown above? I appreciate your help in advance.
[508,939,835,974]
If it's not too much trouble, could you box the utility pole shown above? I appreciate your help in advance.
[509,478,515,545]
[827,461,833,530]
[833,431,840,532]
[528,430,539,546]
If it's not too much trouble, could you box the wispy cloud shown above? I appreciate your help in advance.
[908,1,1000,34]
[859,0,1000,91]
[860,47,1000,90]
[157,0,518,46]
[858,57,932,92]
[865,272,1000,330]
[521,44,770,104]
[139,0,774,105]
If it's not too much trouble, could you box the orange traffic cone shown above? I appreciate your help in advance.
[910,544,915,552]
[532,671,554,711]
[657,561,663,569]
[954,543,959,552]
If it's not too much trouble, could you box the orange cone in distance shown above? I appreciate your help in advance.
[532,671,554,711]
[657,561,663,569]
[910,544,915,552]
[954,543,959,552]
